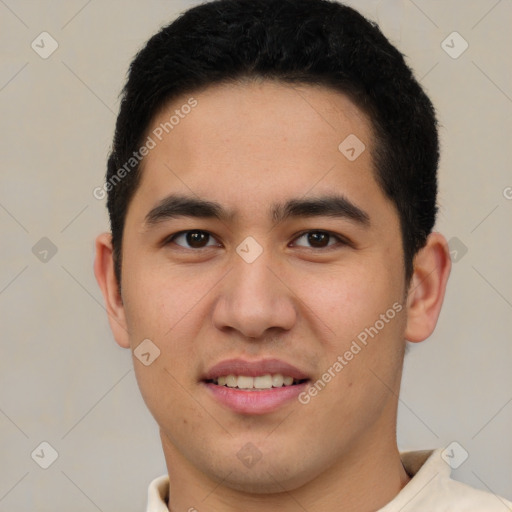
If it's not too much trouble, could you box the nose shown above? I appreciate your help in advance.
[211,249,297,340]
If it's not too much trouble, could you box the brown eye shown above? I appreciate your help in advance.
[307,232,329,247]
[294,231,343,249]
[168,230,219,249]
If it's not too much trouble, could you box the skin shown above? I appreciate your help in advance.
[95,81,451,512]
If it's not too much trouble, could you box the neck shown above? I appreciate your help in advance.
[160,427,410,512]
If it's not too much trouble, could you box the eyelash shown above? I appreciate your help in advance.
[163,229,351,251]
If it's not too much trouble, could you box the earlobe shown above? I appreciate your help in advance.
[404,232,451,343]
[94,232,131,348]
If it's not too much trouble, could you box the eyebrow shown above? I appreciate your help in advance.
[144,193,370,228]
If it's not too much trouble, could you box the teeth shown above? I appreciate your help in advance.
[272,374,284,387]
[254,374,272,389]
[212,373,301,389]
[237,376,253,389]
[226,375,237,387]
[283,376,293,386]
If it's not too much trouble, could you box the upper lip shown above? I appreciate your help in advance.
[202,358,310,380]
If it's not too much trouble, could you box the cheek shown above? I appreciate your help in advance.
[294,259,407,407]
[121,257,201,340]
[294,261,402,344]
[132,359,209,443]
[121,260,214,385]
[122,267,207,419]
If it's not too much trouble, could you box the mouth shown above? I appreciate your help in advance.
[201,358,311,414]
[205,374,308,390]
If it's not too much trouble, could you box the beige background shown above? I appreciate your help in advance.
[1,0,511,510]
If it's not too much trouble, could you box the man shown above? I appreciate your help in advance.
[94,0,512,510]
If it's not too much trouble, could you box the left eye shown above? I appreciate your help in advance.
[293,231,343,249]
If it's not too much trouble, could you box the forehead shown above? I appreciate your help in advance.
[128,81,391,227]
[149,80,373,161]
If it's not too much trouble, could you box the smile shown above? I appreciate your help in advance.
[208,374,307,390]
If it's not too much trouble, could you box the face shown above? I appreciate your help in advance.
[116,81,409,492]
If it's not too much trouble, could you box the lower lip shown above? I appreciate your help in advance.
[203,382,309,415]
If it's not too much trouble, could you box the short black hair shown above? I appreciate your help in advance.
[106,0,439,287]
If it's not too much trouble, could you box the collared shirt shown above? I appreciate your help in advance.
[145,449,512,511]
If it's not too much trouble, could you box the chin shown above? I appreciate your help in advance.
[203,453,315,494]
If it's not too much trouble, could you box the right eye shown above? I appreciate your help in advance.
[164,230,222,250]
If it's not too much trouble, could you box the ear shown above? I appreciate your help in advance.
[404,232,451,343]
[94,232,131,348]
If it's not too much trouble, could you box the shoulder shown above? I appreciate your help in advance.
[379,449,512,511]
[438,477,512,511]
